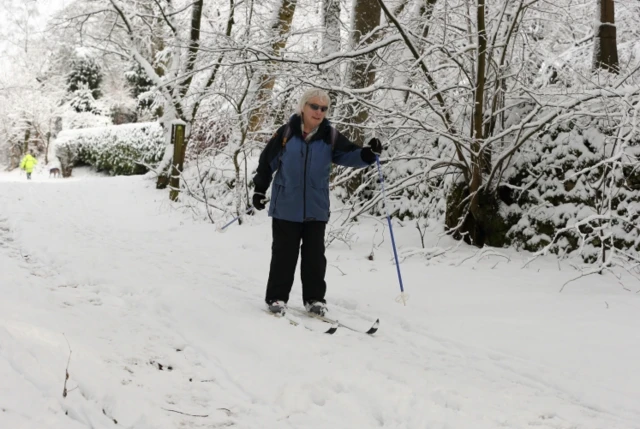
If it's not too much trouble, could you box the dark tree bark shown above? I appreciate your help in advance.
[593,0,619,73]
[346,0,382,146]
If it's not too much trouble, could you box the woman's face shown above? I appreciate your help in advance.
[301,96,329,131]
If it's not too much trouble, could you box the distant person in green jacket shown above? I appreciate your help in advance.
[19,151,37,180]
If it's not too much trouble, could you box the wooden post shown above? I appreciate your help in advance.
[169,120,187,202]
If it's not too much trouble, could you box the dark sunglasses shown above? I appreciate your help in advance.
[307,103,328,112]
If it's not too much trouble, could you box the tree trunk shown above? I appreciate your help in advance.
[45,131,51,164]
[445,0,491,247]
[164,0,203,193]
[346,0,382,146]
[419,0,438,40]
[469,0,487,216]
[23,128,30,154]
[445,182,509,247]
[402,0,438,103]
[178,0,204,100]
[150,0,203,189]
[322,0,341,57]
[247,0,298,133]
[593,0,618,73]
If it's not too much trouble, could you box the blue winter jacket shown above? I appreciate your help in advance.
[253,115,375,223]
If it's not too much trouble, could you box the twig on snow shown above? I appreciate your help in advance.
[162,407,209,418]
[62,334,72,398]
[161,407,232,418]
[330,264,346,276]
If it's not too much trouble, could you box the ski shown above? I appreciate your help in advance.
[287,307,379,335]
[263,309,338,335]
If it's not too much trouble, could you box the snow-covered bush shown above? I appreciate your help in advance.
[503,115,640,261]
[54,122,165,176]
[61,111,112,130]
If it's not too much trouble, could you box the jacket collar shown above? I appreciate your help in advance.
[288,114,332,143]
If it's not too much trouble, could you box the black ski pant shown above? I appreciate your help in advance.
[265,218,327,305]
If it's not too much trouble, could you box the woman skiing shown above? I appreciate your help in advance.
[252,88,383,316]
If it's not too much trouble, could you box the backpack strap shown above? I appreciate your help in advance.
[329,126,338,148]
[276,124,291,169]
[281,124,291,147]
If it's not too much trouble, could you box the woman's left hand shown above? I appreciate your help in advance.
[368,138,383,155]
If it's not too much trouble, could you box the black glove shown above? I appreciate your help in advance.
[252,192,266,211]
[368,138,383,155]
[360,138,383,163]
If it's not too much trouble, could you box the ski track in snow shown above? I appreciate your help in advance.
[1,172,639,429]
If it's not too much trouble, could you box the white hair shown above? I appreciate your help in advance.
[297,88,331,115]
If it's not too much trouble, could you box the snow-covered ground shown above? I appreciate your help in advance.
[1,169,639,429]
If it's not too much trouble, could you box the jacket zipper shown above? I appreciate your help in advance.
[303,141,310,220]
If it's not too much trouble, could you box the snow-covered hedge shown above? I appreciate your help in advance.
[54,122,165,175]
[503,117,640,261]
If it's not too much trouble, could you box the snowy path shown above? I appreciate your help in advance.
[1,173,639,428]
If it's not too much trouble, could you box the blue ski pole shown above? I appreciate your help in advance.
[375,155,408,305]
[217,206,256,232]
[217,197,270,232]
